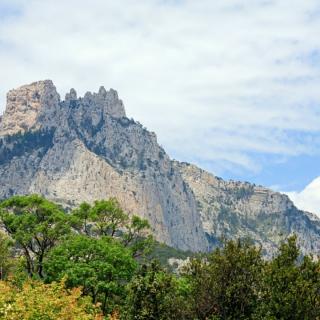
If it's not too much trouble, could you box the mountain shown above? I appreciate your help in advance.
[175,162,320,256]
[0,80,319,255]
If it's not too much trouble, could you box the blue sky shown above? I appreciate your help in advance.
[0,0,320,215]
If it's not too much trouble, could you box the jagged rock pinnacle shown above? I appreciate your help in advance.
[98,86,107,98]
[65,88,77,101]
[0,81,127,137]
[81,86,126,118]
[0,80,60,136]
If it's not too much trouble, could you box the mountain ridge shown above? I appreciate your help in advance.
[0,80,319,255]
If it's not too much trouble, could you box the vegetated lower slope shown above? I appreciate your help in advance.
[0,80,319,256]
[0,195,319,319]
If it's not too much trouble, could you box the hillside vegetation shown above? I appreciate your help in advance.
[0,195,319,319]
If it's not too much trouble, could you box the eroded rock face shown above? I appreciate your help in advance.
[0,80,60,136]
[0,81,126,137]
[0,80,319,255]
[0,80,207,252]
[174,162,320,256]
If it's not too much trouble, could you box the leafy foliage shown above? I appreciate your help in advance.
[123,261,191,320]
[0,233,16,280]
[254,236,320,319]
[44,235,137,314]
[71,198,153,257]
[0,195,319,319]
[183,239,264,320]
[146,242,195,271]
[0,195,71,278]
[0,279,103,320]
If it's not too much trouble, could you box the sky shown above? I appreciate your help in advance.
[0,0,320,216]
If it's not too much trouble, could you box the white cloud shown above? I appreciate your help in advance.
[0,0,320,174]
[286,177,320,218]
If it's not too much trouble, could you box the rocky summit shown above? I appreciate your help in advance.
[0,80,319,255]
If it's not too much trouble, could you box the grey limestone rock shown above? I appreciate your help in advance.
[0,80,319,256]
[173,161,320,257]
[0,80,60,136]
[0,80,207,252]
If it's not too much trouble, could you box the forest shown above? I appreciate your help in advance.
[0,195,319,320]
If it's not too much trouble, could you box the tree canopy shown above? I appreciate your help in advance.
[45,235,137,314]
[0,195,71,278]
[0,195,319,319]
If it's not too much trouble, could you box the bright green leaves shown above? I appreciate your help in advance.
[0,195,71,278]
[71,198,153,257]
[0,195,153,316]
[44,235,137,315]
[90,199,128,237]
[1,195,319,319]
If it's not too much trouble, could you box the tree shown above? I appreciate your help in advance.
[0,279,103,319]
[123,215,154,258]
[89,198,128,237]
[255,236,320,319]
[123,261,191,320]
[44,235,137,315]
[71,199,153,257]
[183,239,264,320]
[0,195,71,278]
[0,232,15,280]
[71,202,92,235]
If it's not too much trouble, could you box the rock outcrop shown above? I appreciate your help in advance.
[174,162,320,256]
[0,81,207,252]
[0,80,319,255]
[0,80,60,136]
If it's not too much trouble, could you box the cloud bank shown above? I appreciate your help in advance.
[0,0,319,188]
[287,178,320,217]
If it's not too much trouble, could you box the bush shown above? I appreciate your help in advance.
[0,279,103,320]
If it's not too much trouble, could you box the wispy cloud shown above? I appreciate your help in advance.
[0,0,320,178]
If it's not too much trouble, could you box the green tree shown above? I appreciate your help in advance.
[183,239,264,320]
[0,279,103,319]
[123,215,154,258]
[0,195,71,278]
[255,236,320,319]
[71,202,92,235]
[0,232,15,280]
[89,198,128,237]
[44,235,137,315]
[71,199,153,257]
[123,261,191,320]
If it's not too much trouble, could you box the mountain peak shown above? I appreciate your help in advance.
[80,87,126,118]
[0,80,60,136]
[0,81,127,137]
[65,88,77,101]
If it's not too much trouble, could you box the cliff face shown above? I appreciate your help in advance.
[174,162,320,256]
[0,80,207,252]
[0,80,60,136]
[0,80,319,255]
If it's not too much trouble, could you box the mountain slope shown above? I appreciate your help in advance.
[174,162,320,256]
[0,80,207,252]
[0,80,319,255]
